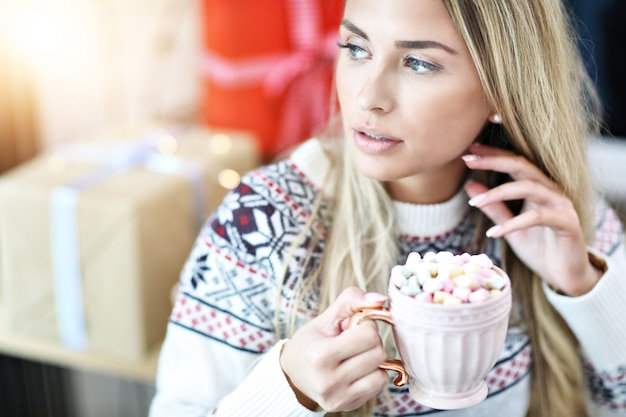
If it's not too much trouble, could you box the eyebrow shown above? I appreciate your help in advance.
[395,40,458,55]
[341,19,369,40]
[340,19,459,56]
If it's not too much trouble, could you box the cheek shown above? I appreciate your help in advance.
[335,62,354,111]
[420,83,490,138]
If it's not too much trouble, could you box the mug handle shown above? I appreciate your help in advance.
[347,307,410,386]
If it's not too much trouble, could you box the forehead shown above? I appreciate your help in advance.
[342,0,465,48]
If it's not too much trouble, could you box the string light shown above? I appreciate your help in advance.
[210,134,232,155]
[217,168,241,190]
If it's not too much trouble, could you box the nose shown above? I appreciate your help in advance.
[356,66,394,113]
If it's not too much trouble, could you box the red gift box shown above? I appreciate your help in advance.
[199,0,343,161]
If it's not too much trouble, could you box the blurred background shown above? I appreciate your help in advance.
[0,0,200,171]
[0,0,623,416]
[567,0,626,136]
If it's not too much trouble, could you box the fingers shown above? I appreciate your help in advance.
[335,318,385,364]
[463,143,560,192]
[281,321,386,412]
[322,288,387,336]
[462,143,593,294]
[466,179,577,236]
[463,143,576,238]
[318,341,388,411]
[468,178,570,212]
[465,180,514,228]
[332,370,388,411]
[486,206,577,238]
[280,287,390,412]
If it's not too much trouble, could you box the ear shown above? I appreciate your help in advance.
[489,114,503,124]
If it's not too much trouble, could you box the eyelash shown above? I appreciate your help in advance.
[337,41,367,59]
[404,56,441,74]
[337,41,441,74]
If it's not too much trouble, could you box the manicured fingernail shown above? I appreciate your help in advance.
[468,193,487,207]
[462,154,481,162]
[485,225,501,238]
[365,292,387,303]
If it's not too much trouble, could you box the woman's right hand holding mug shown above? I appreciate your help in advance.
[279,287,390,412]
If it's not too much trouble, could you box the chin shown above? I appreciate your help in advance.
[352,157,399,182]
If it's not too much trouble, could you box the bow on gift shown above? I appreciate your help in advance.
[49,128,208,351]
[201,0,340,155]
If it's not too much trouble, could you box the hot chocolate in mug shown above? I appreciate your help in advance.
[348,266,512,410]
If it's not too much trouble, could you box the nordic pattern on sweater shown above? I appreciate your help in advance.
[170,156,625,415]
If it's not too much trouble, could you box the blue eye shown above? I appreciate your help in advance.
[337,42,369,60]
[405,56,440,74]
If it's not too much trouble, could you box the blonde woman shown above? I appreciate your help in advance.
[150,1,626,416]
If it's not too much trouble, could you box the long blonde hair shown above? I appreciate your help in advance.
[443,1,599,416]
[278,1,601,416]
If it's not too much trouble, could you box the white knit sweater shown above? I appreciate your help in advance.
[150,139,626,417]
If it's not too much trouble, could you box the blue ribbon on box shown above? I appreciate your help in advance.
[49,129,207,351]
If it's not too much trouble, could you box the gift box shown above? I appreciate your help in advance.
[0,125,259,362]
[199,0,343,161]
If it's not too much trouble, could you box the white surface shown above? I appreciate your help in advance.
[588,137,626,200]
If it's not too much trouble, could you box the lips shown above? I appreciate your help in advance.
[355,126,401,142]
[363,131,392,141]
[353,126,403,154]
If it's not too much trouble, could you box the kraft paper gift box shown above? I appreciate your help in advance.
[199,0,342,160]
[0,126,259,361]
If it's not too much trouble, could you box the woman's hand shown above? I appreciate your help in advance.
[279,287,389,412]
[462,143,601,296]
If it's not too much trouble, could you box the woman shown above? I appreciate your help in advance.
[149,1,626,416]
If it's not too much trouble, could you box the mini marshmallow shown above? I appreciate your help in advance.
[486,274,508,290]
[449,264,465,277]
[443,295,463,306]
[469,288,491,303]
[390,251,507,305]
[472,253,494,268]
[460,252,473,263]
[440,278,455,293]
[481,267,496,278]
[415,292,433,303]
[453,274,477,289]
[405,252,422,270]
[423,251,437,263]
[435,251,455,264]
[401,285,422,296]
[437,263,464,279]
[490,289,503,298]
[462,262,482,276]
[450,255,464,265]
[433,291,450,304]
[391,265,410,278]
[426,263,438,276]
[408,275,420,288]
[391,271,409,288]
[452,286,471,302]
[423,279,444,294]
[416,268,432,285]
[400,265,413,277]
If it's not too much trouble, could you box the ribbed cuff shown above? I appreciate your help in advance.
[544,247,626,369]
[216,340,326,417]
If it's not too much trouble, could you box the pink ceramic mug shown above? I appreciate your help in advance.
[348,266,512,410]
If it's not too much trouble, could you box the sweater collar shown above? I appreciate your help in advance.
[394,189,469,238]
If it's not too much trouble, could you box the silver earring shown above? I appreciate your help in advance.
[492,114,502,123]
